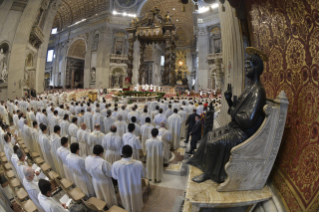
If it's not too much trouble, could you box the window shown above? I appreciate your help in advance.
[47,50,54,62]
[161,56,165,66]
[198,19,203,23]
[51,28,57,34]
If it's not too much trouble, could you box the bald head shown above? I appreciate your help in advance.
[24,167,34,180]
[118,115,123,121]
[110,125,117,133]
[80,123,86,130]
[160,122,166,128]
[94,124,100,131]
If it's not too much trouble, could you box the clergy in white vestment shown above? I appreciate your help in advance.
[128,107,140,123]
[39,110,49,129]
[165,105,173,118]
[112,145,145,212]
[77,123,90,157]
[31,121,43,159]
[66,143,95,197]
[167,109,182,150]
[151,106,159,122]
[145,128,163,182]
[139,108,150,126]
[29,108,37,123]
[57,137,73,183]
[102,125,123,164]
[83,108,93,132]
[49,111,59,134]
[88,124,105,156]
[158,122,173,165]
[140,118,154,153]
[122,123,142,160]
[50,126,65,178]
[23,167,45,212]
[60,114,70,142]
[85,145,117,208]
[103,110,115,134]
[3,134,14,164]
[153,108,167,128]
[22,120,33,151]
[77,110,85,127]
[38,179,69,212]
[178,107,187,138]
[114,115,127,137]
[92,108,103,130]
[131,116,141,137]
[35,109,41,125]
[2,106,9,125]
[11,146,19,175]
[196,102,204,115]
[118,105,129,123]
[68,117,79,144]
[13,111,19,129]
[16,149,39,183]
[38,125,57,171]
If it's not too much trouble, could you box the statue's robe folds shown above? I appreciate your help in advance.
[188,83,266,183]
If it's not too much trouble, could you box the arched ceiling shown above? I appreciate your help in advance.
[52,0,110,31]
[67,39,86,59]
[140,0,195,47]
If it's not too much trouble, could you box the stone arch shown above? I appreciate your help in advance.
[110,67,126,88]
[67,38,87,59]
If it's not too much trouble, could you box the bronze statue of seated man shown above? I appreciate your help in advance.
[188,47,268,183]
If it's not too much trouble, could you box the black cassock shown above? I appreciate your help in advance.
[188,82,266,183]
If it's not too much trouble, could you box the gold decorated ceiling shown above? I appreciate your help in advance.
[67,39,86,59]
[52,0,109,31]
[140,0,195,47]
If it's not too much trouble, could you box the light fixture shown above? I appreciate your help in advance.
[123,12,127,16]
[173,8,175,10]
[179,61,183,66]
[176,19,179,21]
[113,11,117,15]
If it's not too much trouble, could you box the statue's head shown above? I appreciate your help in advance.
[245,47,267,79]
[245,54,264,78]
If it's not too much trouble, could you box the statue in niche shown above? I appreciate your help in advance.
[23,69,29,87]
[164,12,173,24]
[93,34,99,50]
[188,47,267,184]
[214,39,222,53]
[91,67,96,83]
[0,49,7,83]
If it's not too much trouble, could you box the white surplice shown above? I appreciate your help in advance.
[50,115,59,134]
[140,123,154,152]
[83,112,93,131]
[112,158,145,212]
[66,153,95,197]
[139,113,150,126]
[88,130,105,156]
[167,113,182,150]
[158,128,172,163]
[38,133,57,171]
[77,129,89,157]
[92,112,103,129]
[85,156,117,208]
[32,129,44,159]
[22,124,33,151]
[102,132,123,164]
[38,193,69,212]
[103,116,115,134]
[178,110,187,138]
[56,146,73,182]
[145,138,163,181]
[153,113,167,128]
[16,160,28,183]
[122,132,142,160]
[68,123,79,144]
[23,178,45,212]
[50,133,65,178]
[114,120,127,137]
[60,120,70,141]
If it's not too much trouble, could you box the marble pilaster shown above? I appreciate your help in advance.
[7,0,42,99]
[103,27,113,88]
[0,0,14,33]
[84,31,93,88]
[196,26,209,91]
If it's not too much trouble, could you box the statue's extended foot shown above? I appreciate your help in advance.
[192,173,210,183]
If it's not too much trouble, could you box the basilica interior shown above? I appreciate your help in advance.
[0,0,318,212]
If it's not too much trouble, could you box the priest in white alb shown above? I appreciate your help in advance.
[114,115,127,137]
[77,123,90,157]
[103,110,115,134]
[140,117,154,153]
[178,107,187,138]
[57,137,73,182]
[50,125,65,178]
[83,107,93,132]
[153,108,167,128]
[67,143,95,197]
[60,114,70,142]
[158,122,173,165]
[122,124,142,160]
[68,117,79,144]
[88,124,104,155]
[85,145,117,208]
[92,108,103,130]
[22,120,33,151]
[39,125,57,172]
[102,125,123,164]
[145,128,163,182]
[23,167,45,212]
[112,145,145,212]
[49,110,59,134]
[167,109,182,150]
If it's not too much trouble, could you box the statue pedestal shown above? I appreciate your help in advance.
[175,85,188,94]
[183,166,272,212]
